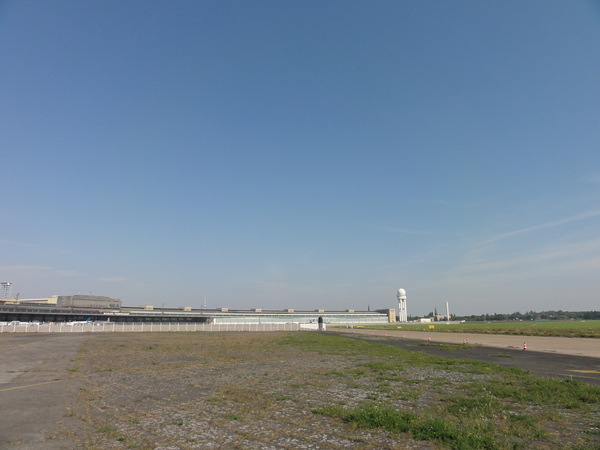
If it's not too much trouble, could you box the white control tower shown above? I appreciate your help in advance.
[397,288,407,322]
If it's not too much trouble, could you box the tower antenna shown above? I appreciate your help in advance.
[1,282,12,299]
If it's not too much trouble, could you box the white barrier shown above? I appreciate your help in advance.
[0,322,302,333]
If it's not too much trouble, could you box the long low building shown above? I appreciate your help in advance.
[120,306,394,325]
[0,298,395,325]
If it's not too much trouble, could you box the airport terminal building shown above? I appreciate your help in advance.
[0,295,395,325]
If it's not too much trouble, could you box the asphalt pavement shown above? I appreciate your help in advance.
[333,329,600,387]
[0,333,94,449]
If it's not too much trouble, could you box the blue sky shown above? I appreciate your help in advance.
[1,1,599,315]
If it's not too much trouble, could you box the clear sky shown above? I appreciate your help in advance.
[1,1,599,316]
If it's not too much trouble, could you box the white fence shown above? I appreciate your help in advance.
[0,322,301,333]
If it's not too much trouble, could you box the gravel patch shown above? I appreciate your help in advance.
[56,331,599,449]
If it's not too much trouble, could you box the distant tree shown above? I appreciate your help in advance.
[453,310,600,322]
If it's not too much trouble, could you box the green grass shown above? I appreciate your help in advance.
[289,333,600,449]
[313,374,600,448]
[482,376,600,408]
[314,403,500,449]
[69,331,600,450]
[97,424,117,434]
[359,320,600,338]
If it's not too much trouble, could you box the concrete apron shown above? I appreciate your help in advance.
[332,328,600,359]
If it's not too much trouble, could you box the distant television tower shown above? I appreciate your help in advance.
[397,288,407,322]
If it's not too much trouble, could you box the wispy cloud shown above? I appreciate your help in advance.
[97,277,130,282]
[481,210,600,245]
[462,238,600,274]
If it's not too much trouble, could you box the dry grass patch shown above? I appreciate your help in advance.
[57,331,599,449]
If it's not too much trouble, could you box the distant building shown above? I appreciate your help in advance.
[16,295,121,309]
[377,308,396,322]
[54,295,121,309]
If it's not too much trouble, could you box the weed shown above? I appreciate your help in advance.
[484,376,600,408]
[97,424,116,433]
[444,396,505,419]
[66,331,600,449]
[439,344,472,351]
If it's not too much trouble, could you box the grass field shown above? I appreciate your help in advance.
[60,331,600,449]
[359,320,600,338]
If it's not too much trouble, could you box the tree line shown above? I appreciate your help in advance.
[444,310,600,322]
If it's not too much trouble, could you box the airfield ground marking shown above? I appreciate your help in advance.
[567,370,600,374]
[0,379,65,392]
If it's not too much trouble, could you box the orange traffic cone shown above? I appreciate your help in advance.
[523,343,527,350]
[463,338,467,344]
[428,336,431,341]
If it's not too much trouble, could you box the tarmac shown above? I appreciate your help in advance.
[0,333,92,449]
[332,328,600,387]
